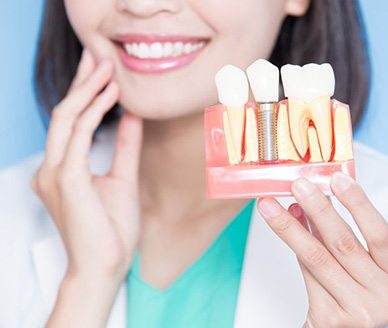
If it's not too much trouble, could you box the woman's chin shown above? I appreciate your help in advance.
[118,96,210,121]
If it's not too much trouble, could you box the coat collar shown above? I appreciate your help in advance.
[30,206,308,328]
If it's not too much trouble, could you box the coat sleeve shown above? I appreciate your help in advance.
[0,153,51,328]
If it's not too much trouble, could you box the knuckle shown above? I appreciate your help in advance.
[33,167,51,194]
[74,118,92,134]
[304,246,329,268]
[273,217,294,236]
[311,198,332,217]
[332,230,359,255]
[348,189,368,209]
[325,316,347,328]
[369,226,388,249]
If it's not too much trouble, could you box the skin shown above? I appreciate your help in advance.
[30,0,388,327]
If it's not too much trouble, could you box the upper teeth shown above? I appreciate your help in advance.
[246,59,279,103]
[124,41,206,59]
[281,63,335,103]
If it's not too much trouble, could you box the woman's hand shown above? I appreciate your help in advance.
[31,50,143,327]
[257,172,388,328]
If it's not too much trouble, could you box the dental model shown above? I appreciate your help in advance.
[205,60,355,198]
[215,65,249,164]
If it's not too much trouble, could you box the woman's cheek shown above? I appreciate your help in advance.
[64,0,107,48]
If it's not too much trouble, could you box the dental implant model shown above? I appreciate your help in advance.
[204,59,355,198]
[247,59,279,163]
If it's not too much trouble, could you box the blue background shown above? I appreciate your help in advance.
[0,0,387,169]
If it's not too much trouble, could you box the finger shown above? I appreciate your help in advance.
[61,82,119,174]
[68,49,96,92]
[298,259,338,309]
[257,198,360,306]
[108,112,143,183]
[291,178,382,287]
[44,59,114,168]
[331,172,388,272]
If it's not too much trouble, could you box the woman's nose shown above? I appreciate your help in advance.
[116,0,182,18]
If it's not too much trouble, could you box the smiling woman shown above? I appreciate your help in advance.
[1,0,388,327]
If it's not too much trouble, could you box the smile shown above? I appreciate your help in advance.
[114,34,209,74]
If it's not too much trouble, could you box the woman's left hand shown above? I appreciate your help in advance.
[257,172,388,328]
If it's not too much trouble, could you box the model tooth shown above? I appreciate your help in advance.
[246,59,279,102]
[216,65,249,163]
[277,104,300,161]
[244,107,259,163]
[334,106,354,161]
[308,127,323,162]
[281,63,335,161]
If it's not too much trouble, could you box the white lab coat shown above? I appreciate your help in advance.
[1,123,388,328]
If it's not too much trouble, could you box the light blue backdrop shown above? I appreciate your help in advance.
[0,0,387,169]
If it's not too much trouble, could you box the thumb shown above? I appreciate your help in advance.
[108,111,143,183]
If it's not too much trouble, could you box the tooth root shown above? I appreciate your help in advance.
[310,96,333,162]
[244,107,259,163]
[227,106,245,162]
[334,106,353,161]
[288,98,310,159]
[277,104,300,161]
[308,126,323,162]
[223,111,240,164]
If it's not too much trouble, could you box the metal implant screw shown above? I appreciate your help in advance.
[258,103,278,163]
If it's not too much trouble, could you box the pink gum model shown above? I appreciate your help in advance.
[204,99,355,199]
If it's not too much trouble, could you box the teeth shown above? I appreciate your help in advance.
[124,41,205,59]
[216,65,249,164]
[308,126,323,162]
[246,59,279,102]
[277,104,300,161]
[149,42,163,59]
[281,63,335,161]
[333,106,354,161]
[244,107,259,163]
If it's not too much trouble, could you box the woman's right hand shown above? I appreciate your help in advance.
[31,50,143,327]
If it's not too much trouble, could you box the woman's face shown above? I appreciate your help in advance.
[64,0,309,120]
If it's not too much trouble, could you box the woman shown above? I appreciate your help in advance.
[1,0,387,327]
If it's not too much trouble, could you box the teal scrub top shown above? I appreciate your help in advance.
[126,200,255,328]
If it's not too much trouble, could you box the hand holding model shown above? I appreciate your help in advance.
[30,50,143,327]
[209,59,388,327]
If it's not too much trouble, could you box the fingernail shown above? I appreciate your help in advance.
[289,203,303,219]
[292,178,315,197]
[257,198,281,218]
[331,172,354,191]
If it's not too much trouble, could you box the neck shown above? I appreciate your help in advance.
[139,111,248,223]
[139,112,206,217]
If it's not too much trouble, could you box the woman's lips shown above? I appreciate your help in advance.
[114,34,209,74]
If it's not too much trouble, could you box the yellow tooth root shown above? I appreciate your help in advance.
[334,106,353,161]
[244,107,259,163]
[223,111,239,165]
[277,104,300,161]
[308,126,323,162]
[227,106,245,162]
